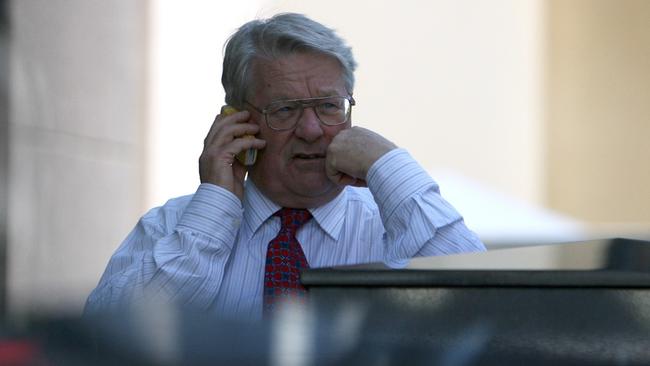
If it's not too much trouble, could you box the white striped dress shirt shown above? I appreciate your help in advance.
[85,149,485,319]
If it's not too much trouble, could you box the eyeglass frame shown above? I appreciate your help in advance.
[244,95,356,131]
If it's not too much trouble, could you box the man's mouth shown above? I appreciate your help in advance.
[293,153,325,160]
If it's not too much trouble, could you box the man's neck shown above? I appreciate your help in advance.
[248,178,343,209]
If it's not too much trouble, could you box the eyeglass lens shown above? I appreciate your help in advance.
[265,97,351,130]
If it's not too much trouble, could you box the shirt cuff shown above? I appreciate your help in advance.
[176,183,243,247]
[367,148,439,222]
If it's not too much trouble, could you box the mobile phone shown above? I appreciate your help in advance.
[221,105,258,166]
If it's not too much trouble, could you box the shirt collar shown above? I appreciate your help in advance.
[309,187,347,240]
[242,180,280,235]
[242,180,348,240]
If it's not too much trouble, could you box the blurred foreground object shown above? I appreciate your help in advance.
[3,238,650,365]
[304,238,650,365]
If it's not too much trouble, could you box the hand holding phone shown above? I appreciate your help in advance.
[221,105,258,166]
[200,106,264,201]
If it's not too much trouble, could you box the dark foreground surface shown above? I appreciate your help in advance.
[3,238,650,365]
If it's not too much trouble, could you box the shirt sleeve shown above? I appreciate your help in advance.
[366,149,486,266]
[83,183,243,314]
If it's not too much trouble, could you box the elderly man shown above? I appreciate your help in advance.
[85,13,485,318]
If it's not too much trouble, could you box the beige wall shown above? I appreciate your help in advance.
[8,0,147,315]
[547,0,650,224]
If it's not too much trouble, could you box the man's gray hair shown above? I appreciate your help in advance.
[222,13,357,108]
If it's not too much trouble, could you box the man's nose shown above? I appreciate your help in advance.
[294,106,324,141]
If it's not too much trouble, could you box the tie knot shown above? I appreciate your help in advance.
[275,208,312,234]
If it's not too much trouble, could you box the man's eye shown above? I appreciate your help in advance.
[277,105,295,112]
[318,101,342,114]
[271,104,296,114]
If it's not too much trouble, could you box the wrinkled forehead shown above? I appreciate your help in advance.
[248,52,347,102]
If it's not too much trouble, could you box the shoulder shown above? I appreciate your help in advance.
[140,193,195,229]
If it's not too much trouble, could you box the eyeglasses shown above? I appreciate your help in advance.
[245,96,355,131]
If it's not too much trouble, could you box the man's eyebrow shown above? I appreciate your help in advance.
[270,90,345,101]
[315,88,346,96]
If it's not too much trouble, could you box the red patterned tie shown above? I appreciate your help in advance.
[263,208,312,312]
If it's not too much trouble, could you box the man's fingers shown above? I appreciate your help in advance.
[326,126,397,182]
[203,136,266,163]
[326,154,366,187]
[325,153,339,181]
[327,169,367,187]
[204,114,221,146]
[199,134,265,196]
[199,110,261,201]
[204,110,252,146]
[207,122,261,149]
[231,136,266,155]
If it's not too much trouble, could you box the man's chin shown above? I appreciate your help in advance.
[288,179,343,207]
[293,176,337,196]
[250,167,343,207]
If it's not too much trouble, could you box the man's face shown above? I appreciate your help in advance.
[247,52,351,208]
